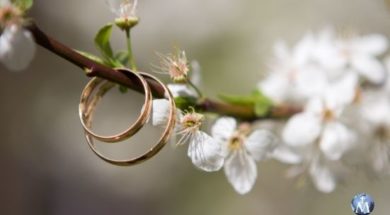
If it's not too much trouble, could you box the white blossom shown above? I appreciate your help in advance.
[274,72,360,192]
[384,57,390,92]
[283,73,358,160]
[272,145,303,165]
[151,99,223,172]
[0,25,35,71]
[322,32,388,83]
[0,2,35,71]
[272,143,344,193]
[258,33,331,104]
[308,155,337,193]
[259,34,316,104]
[167,60,202,98]
[106,0,138,19]
[359,90,390,173]
[151,99,171,127]
[167,84,197,98]
[211,117,276,194]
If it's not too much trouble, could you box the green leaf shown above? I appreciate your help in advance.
[174,96,198,110]
[219,90,274,117]
[94,24,114,60]
[115,51,130,66]
[12,0,33,11]
[76,50,106,65]
[252,90,273,117]
[118,85,129,94]
[218,94,255,106]
[105,58,122,68]
[251,90,273,106]
[254,100,272,117]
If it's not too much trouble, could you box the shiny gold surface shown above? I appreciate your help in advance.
[82,69,176,166]
[79,69,152,143]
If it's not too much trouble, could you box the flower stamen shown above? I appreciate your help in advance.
[156,50,189,83]
[322,108,334,122]
[0,6,22,28]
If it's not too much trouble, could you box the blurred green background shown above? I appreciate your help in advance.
[1,0,390,214]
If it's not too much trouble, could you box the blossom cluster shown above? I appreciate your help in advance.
[152,98,277,194]
[259,28,390,193]
[154,28,390,194]
[3,0,390,195]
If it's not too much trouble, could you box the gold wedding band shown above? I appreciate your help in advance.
[79,69,152,143]
[83,69,177,166]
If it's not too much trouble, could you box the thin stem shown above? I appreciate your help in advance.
[125,29,137,71]
[187,78,203,98]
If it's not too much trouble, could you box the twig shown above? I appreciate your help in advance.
[25,22,302,120]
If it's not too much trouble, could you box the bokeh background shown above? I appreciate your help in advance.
[2,0,390,214]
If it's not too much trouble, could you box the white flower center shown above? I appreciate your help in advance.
[322,108,334,122]
[0,6,21,28]
[377,126,390,140]
[228,133,245,151]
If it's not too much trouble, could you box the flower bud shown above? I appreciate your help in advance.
[106,0,139,30]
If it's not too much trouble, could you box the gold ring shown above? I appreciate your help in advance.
[84,69,177,166]
[79,69,152,143]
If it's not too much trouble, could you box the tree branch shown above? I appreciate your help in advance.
[26,22,301,120]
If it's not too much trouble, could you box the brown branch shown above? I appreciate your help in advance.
[26,22,301,120]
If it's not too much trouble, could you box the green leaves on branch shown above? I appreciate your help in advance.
[174,96,198,111]
[95,24,114,60]
[219,90,273,117]
[93,23,129,68]
[77,50,106,65]
[85,23,134,93]
[115,51,130,66]
[12,0,33,11]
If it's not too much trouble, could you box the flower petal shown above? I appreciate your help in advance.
[354,34,388,56]
[272,145,303,164]
[211,117,236,142]
[188,131,224,172]
[372,143,390,172]
[314,27,347,70]
[167,84,197,98]
[0,26,36,71]
[224,149,257,194]
[106,0,137,17]
[293,32,315,66]
[309,159,336,193]
[319,122,355,161]
[351,55,385,84]
[324,72,358,109]
[151,99,170,126]
[282,113,322,146]
[305,97,324,115]
[258,74,290,104]
[245,129,276,161]
[295,66,328,99]
[360,92,390,126]
[190,60,202,87]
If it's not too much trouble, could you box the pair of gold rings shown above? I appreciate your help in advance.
[79,68,176,166]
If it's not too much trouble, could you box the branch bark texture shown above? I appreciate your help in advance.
[26,23,301,120]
